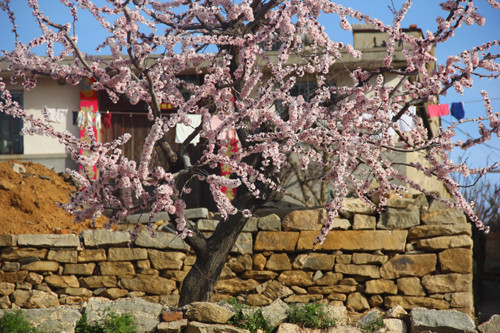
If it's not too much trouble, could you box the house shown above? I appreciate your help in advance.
[0,24,448,202]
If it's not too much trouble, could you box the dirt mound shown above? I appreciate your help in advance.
[0,160,110,235]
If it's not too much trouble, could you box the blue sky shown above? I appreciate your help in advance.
[1,0,499,184]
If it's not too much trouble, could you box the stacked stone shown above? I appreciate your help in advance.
[0,195,474,317]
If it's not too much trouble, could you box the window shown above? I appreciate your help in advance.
[0,91,23,154]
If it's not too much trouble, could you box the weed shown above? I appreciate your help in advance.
[226,298,272,333]
[287,303,336,329]
[0,310,41,333]
[362,315,384,333]
[75,311,137,333]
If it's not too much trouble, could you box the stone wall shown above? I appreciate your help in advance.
[0,194,475,317]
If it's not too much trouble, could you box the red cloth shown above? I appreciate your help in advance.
[104,112,112,129]
[427,104,449,117]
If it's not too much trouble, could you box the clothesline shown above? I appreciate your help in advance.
[460,97,500,104]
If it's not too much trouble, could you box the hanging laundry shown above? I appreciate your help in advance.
[451,102,465,120]
[175,114,202,146]
[104,112,112,129]
[427,104,449,117]
[397,106,416,131]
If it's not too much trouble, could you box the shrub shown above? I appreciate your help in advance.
[226,298,272,333]
[0,310,40,333]
[287,303,336,329]
[75,311,137,333]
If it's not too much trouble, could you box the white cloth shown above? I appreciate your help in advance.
[175,114,202,146]
[46,108,68,123]
[396,106,416,132]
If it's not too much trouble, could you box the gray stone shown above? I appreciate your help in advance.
[358,309,383,330]
[17,234,80,247]
[383,318,407,333]
[293,253,335,270]
[323,305,348,326]
[340,198,376,216]
[85,297,162,333]
[0,235,16,247]
[125,211,170,223]
[185,302,234,324]
[12,162,27,173]
[332,218,351,230]
[184,207,209,220]
[184,321,249,333]
[81,230,130,247]
[2,262,20,272]
[261,299,289,329]
[258,214,282,231]
[157,319,188,333]
[148,249,186,270]
[242,217,258,232]
[0,308,82,333]
[478,314,500,333]
[135,231,191,251]
[411,308,475,333]
[378,206,420,230]
[25,290,60,308]
[197,219,220,231]
[353,214,376,230]
[230,232,253,255]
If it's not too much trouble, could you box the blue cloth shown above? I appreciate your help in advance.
[451,102,465,120]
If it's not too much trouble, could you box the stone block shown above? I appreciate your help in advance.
[336,254,352,264]
[79,276,118,288]
[0,282,15,296]
[254,232,299,251]
[439,248,473,273]
[227,254,253,273]
[380,254,437,279]
[262,280,293,299]
[63,263,96,275]
[121,275,176,295]
[197,219,219,231]
[246,294,273,306]
[241,271,278,280]
[214,278,259,294]
[408,224,471,239]
[450,292,473,308]
[340,198,376,216]
[411,308,474,333]
[25,290,60,308]
[1,262,20,272]
[308,285,357,294]
[148,249,186,270]
[346,292,370,311]
[352,214,376,230]
[230,232,253,255]
[284,294,323,303]
[45,275,79,288]
[377,206,420,230]
[364,279,397,294]
[47,250,78,263]
[0,235,16,247]
[252,253,267,270]
[135,231,190,251]
[335,264,380,278]
[297,230,407,251]
[242,217,258,232]
[292,253,335,270]
[17,234,80,248]
[184,207,209,220]
[352,253,388,265]
[261,299,289,328]
[21,261,59,272]
[0,270,28,283]
[384,296,450,310]
[77,249,107,262]
[258,214,282,231]
[315,272,343,285]
[161,270,188,282]
[331,218,351,230]
[282,209,324,231]
[417,235,472,250]
[397,277,425,296]
[478,314,500,333]
[186,302,235,324]
[421,200,467,224]
[421,274,472,293]
[1,247,47,260]
[108,248,148,261]
[277,271,314,287]
[65,287,93,297]
[81,230,130,247]
[98,262,135,275]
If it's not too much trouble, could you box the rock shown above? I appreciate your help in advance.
[98,261,135,275]
[408,224,471,239]
[383,318,407,333]
[292,253,335,270]
[352,214,376,230]
[85,297,162,333]
[261,299,289,329]
[397,277,426,296]
[148,250,186,270]
[0,270,28,283]
[335,264,380,278]
[77,249,107,262]
[278,271,314,287]
[1,247,47,260]
[417,235,472,250]
[157,319,188,333]
[283,294,323,303]
[125,211,170,223]
[346,292,370,312]
[17,234,80,248]
[364,279,397,294]
[162,311,183,322]
[323,305,348,325]
[26,290,60,308]
[228,254,253,273]
[215,278,259,294]
[340,198,376,216]
[329,293,347,301]
[378,206,420,230]
[197,219,220,231]
[369,295,384,307]
[0,282,15,296]
[358,309,383,330]
[22,261,59,272]
[0,235,16,247]
[380,254,437,279]
[184,207,209,220]
[231,233,253,255]
[254,232,299,251]
[282,209,324,231]
[336,254,352,264]
[241,271,278,280]
[297,230,407,251]
[0,179,15,191]
[308,285,357,294]
[385,305,408,319]
[47,249,78,263]
[421,200,467,224]
[45,275,79,288]
[101,288,129,299]
[12,162,27,173]
[0,296,11,309]
[410,308,475,333]
[246,294,273,306]
[332,218,351,230]
[438,249,473,273]
[0,308,82,333]
[450,292,473,308]
[352,253,388,265]
[63,263,96,275]
[261,280,293,301]
[184,321,249,333]
[266,253,292,271]
[185,302,234,324]
[79,276,118,288]
[108,248,148,261]
[65,287,93,297]
[478,314,500,333]
[162,270,189,282]
[121,275,176,295]
[243,217,258,232]
[81,230,130,247]
[258,214,282,231]
[384,296,450,310]
[135,231,190,250]
[421,274,472,293]
[315,272,343,285]
[253,253,267,270]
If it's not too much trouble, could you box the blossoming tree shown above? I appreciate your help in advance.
[1,0,499,305]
